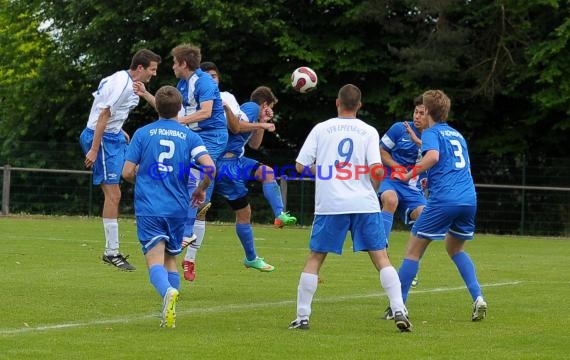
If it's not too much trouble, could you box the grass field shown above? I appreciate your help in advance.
[1,216,569,359]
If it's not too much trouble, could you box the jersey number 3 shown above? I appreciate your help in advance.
[450,139,466,169]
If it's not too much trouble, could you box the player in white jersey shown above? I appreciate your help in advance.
[122,85,215,328]
[396,90,487,322]
[289,84,412,332]
[79,49,161,271]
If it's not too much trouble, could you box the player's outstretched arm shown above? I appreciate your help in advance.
[133,81,156,110]
[224,103,241,134]
[180,100,213,124]
[380,147,401,169]
[404,121,422,147]
[399,149,438,182]
[247,105,275,149]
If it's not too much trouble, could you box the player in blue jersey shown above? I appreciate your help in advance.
[80,49,161,271]
[178,60,241,281]
[396,89,487,322]
[289,84,412,332]
[379,96,427,241]
[171,45,227,210]
[379,97,428,320]
[214,86,285,272]
[176,62,298,281]
[135,44,227,202]
[134,45,228,281]
[200,62,297,227]
[122,86,215,328]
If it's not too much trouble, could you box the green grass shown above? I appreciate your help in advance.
[1,216,569,359]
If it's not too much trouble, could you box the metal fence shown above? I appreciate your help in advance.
[2,141,569,235]
[2,164,569,236]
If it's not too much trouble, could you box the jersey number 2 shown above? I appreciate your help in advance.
[158,140,175,172]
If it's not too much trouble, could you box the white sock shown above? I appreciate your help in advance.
[103,218,119,256]
[380,266,406,313]
[184,220,206,261]
[297,272,318,320]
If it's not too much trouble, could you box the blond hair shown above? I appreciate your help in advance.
[423,90,450,122]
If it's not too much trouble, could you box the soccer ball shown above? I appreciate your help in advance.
[291,67,318,93]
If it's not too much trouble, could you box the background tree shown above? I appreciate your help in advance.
[1,0,569,164]
[1,0,568,234]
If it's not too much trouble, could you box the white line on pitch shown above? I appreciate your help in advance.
[0,281,523,336]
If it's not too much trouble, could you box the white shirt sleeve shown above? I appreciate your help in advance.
[367,129,382,166]
[96,71,130,115]
[221,91,240,115]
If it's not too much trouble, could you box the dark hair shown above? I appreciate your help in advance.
[250,86,278,106]
[130,49,161,70]
[423,90,451,122]
[338,84,361,111]
[200,61,220,74]
[155,86,182,119]
[171,44,201,70]
[413,95,423,107]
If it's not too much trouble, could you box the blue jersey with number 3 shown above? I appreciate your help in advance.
[421,123,476,206]
[126,119,208,217]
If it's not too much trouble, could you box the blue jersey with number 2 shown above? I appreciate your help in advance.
[126,119,208,217]
[421,123,476,206]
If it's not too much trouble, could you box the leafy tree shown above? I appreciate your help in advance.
[0,1,90,167]
[1,0,569,234]
[367,0,570,155]
[0,1,48,161]
[2,0,569,164]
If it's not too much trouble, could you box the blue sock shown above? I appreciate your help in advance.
[168,271,180,290]
[236,223,256,261]
[381,211,394,244]
[149,264,171,297]
[398,259,419,303]
[263,181,284,217]
[452,252,482,301]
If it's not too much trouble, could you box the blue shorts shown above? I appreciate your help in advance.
[412,205,476,241]
[136,216,185,255]
[80,128,127,185]
[215,156,260,201]
[309,213,387,255]
[379,178,426,224]
[195,130,228,203]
